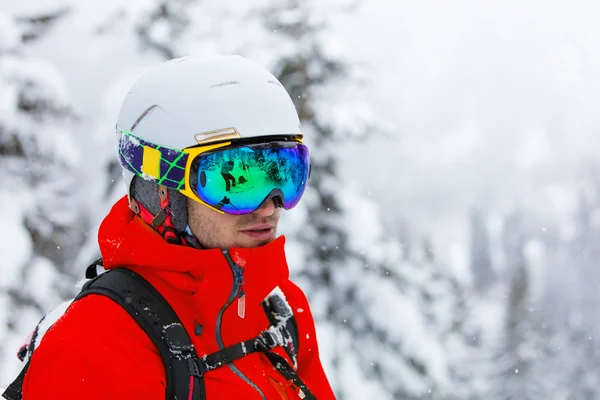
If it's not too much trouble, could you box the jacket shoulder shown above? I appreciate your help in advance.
[278,279,318,339]
[22,294,166,400]
[279,279,311,311]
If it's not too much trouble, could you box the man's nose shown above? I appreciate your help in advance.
[254,198,277,217]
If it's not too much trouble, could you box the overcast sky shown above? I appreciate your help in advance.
[331,0,600,270]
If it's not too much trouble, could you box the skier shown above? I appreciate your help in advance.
[9,55,335,399]
[220,160,236,191]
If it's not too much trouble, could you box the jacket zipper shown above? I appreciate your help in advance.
[216,249,266,400]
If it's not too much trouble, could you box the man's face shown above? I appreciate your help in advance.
[187,198,281,249]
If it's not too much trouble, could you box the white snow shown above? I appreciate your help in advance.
[0,12,19,51]
[0,192,33,289]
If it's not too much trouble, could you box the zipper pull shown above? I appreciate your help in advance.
[238,288,246,319]
[232,263,245,286]
[232,264,246,319]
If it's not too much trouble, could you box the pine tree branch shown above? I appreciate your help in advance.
[3,288,45,314]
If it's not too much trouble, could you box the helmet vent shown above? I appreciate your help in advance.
[130,104,160,131]
[267,80,283,88]
[210,81,240,88]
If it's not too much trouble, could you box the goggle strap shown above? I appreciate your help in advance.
[119,131,188,191]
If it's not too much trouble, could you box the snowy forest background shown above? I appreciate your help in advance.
[1,0,600,398]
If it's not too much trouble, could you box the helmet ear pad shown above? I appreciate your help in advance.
[130,176,188,233]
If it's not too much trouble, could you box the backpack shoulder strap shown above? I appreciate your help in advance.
[262,294,318,399]
[76,268,204,400]
[262,294,300,369]
[2,360,30,400]
[265,352,317,400]
[3,267,204,400]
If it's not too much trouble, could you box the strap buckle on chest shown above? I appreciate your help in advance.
[255,325,286,353]
[195,324,288,373]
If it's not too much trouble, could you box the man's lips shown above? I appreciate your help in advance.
[239,224,276,240]
[240,224,275,232]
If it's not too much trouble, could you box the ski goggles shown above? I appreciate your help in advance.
[118,131,310,215]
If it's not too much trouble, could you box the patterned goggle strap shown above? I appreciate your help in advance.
[118,130,188,190]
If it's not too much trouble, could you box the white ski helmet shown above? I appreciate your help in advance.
[117,55,301,149]
[114,55,303,246]
[116,54,302,192]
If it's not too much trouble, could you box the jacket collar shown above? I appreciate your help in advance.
[98,196,290,305]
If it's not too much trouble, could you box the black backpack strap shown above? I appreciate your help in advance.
[262,294,317,399]
[2,317,45,399]
[266,352,317,400]
[195,324,289,372]
[190,322,317,399]
[262,294,299,369]
[2,360,30,400]
[76,268,204,400]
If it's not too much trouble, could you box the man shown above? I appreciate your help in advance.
[17,55,335,399]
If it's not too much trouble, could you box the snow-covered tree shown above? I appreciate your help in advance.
[469,208,495,291]
[0,9,85,383]
[255,1,478,398]
[544,164,600,399]
[470,210,590,399]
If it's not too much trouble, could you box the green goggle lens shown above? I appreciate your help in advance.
[190,142,309,215]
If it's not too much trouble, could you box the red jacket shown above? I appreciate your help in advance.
[22,196,335,399]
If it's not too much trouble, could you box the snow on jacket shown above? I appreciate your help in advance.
[21,196,335,400]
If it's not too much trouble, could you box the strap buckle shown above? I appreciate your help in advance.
[255,326,285,352]
[188,358,204,378]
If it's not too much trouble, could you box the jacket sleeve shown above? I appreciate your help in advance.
[22,295,166,400]
[282,280,336,400]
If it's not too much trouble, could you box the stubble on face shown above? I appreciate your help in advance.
[186,199,280,249]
